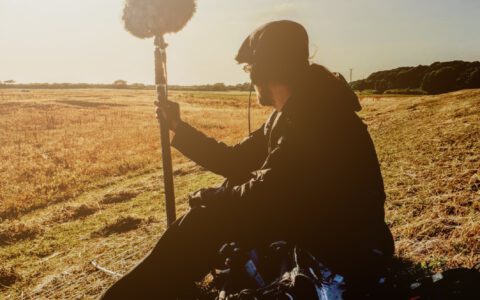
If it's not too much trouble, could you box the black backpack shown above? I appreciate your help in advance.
[212,241,346,300]
[209,242,480,300]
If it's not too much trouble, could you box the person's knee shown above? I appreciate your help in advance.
[177,205,224,229]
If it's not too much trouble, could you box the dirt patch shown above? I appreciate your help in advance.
[0,223,43,246]
[53,203,100,223]
[0,267,20,289]
[101,191,140,204]
[92,216,143,237]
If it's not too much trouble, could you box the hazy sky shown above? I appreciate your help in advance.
[1,0,479,85]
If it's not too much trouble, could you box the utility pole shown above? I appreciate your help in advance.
[349,68,353,83]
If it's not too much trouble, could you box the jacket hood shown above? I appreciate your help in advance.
[290,64,361,115]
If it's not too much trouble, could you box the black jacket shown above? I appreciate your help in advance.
[171,64,394,270]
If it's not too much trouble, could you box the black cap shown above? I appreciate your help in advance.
[236,20,309,66]
[236,20,309,84]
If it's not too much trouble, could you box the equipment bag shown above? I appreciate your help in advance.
[211,242,480,300]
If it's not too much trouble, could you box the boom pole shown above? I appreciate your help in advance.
[154,35,176,226]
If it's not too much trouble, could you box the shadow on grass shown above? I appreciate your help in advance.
[0,267,20,290]
[91,216,144,238]
[0,223,43,247]
[56,100,126,108]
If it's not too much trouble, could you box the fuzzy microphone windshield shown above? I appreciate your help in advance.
[123,0,196,38]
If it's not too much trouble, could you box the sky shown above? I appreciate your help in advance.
[0,0,479,85]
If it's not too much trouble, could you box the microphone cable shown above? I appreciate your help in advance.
[248,81,253,136]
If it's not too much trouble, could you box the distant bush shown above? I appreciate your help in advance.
[351,60,480,94]
[422,66,459,94]
[113,80,128,87]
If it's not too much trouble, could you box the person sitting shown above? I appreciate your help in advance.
[100,20,394,299]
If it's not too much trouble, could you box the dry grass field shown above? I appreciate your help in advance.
[0,88,479,299]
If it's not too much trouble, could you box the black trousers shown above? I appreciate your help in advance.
[100,202,279,300]
[100,203,393,299]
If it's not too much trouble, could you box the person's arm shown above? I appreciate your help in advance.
[171,121,267,182]
[155,99,268,181]
[188,129,304,209]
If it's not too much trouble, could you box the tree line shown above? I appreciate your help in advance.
[6,60,480,95]
[351,60,480,94]
[0,80,252,92]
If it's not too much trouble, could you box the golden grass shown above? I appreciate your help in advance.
[360,90,480,270]
[0,89,268,220]
[0,88,478,298]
